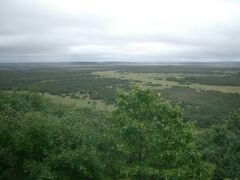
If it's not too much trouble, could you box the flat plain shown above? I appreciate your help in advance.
[0,62,240,127]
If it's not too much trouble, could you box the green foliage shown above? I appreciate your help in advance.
[2,87,240,179]
[0,91,108,179]
[0,64,239,129]
[199,109,240,179]
[0,67,130,104]
[167,73,240,86]
[160,87,240,127]
[120,65,239,74]
[111,86,214,179]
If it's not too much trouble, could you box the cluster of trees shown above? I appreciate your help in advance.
[0,68,130,104]
[120,65,239,74]
[0,91,109,179]
[166,74,240,86]
[160,86,240,127]
[1,66,240,128]
[199,110,240,179]
[0,87,240,179]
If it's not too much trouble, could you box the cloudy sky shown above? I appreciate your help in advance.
[1,0,240,62]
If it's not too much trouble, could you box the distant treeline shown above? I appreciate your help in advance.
[166,73,240,86]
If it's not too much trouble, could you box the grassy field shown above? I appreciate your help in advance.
[93,70,240,93]
[0,62,239,128]
[92,67,240,127]
[43,93,115,111]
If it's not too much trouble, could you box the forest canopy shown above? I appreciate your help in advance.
[0,87,239,179]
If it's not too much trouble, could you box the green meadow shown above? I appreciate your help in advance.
[0,62,239,127]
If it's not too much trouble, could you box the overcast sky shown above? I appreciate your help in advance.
[1,0,240,62]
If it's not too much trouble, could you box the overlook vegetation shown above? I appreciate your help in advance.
[0,87,240,179]
[0,63,240,179]
[0,64,240,128]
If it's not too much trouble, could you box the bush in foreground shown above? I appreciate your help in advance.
[0,88,215,179]
[111,86,214,179]
[199,109,240,179]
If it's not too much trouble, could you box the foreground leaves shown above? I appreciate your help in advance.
[111,86,214,179]
[0,88,215,179]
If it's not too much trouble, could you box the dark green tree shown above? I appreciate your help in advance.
[199,109,240,179]
[112,86,214,179]
[0,91,106,180]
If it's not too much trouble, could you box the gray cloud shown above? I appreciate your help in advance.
[1,0,240,62]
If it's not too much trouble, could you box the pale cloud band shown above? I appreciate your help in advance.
[1,0,240,62]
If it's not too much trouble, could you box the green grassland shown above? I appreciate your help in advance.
[43,93,115,111]
[0,63,239,128]
[93,70,240,93]
[93,67,240,127]
[1,63,240,179]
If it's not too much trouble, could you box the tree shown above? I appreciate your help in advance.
[199,109,240,179]
[112,86,213,179]
[0,91,106,179]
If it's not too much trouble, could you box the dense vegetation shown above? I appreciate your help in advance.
[0,67,130,104]
[1,87,240,179]
[110,87,213,179]
[120,65,240,74]
[0,63,240,178]
[166,74,240,86]
[0,64,239,128]
[0,91,110,179]
[198,109,240,179]
[160,87,240,127]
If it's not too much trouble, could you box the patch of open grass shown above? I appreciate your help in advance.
[93,70,240,94]
[43,93,115,111]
